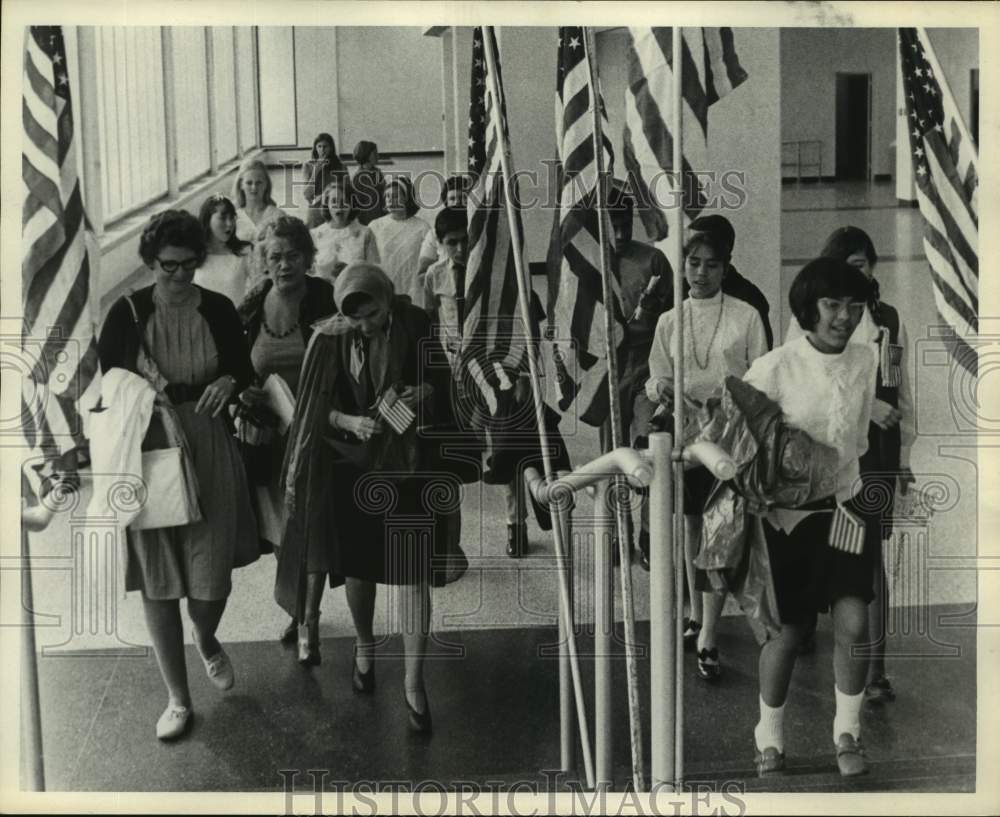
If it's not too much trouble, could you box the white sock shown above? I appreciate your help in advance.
[833,685,864,744]
[754,696,785,753]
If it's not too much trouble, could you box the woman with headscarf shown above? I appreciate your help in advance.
[368,176,432,309]
[276,262,452,733]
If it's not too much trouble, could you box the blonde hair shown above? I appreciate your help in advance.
[231,158,276,209]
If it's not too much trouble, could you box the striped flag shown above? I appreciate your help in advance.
[622,27,748,242]
[898,28,978,377]
[547,26,621,427]
[377,385,416,435]
[460,26,528,424]
[22,26,100,485]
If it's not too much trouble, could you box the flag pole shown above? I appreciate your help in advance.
[583,26,647,793]
[670,24,686,791]
[481,27,596,789]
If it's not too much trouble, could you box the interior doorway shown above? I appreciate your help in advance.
[835,72,872,181]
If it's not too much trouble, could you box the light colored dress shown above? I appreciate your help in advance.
[126,287,259,600]
[235,204,282,243]
[310,220,380,283]
[369,214,432,309]
[193,249,253,307]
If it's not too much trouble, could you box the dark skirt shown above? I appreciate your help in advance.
[762,496,878,624]
[328,462,453,587]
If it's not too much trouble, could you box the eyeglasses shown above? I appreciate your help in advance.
[156,257,200,273]
[817,298,867,318]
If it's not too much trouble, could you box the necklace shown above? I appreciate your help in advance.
[687,293,724,370]
[262,314,299,339]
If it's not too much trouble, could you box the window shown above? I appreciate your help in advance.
[236,27,259,151]
[172,27,211,184]
[95,27,168,221]
[211,27,238,165]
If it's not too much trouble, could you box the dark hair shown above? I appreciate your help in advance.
[232,158,276,209]
[683,231,731,262]
[440,174,472,205]
[198,194,252,257]
[353,140,377,165]
[312,132,337,162]
[688,214,736,256]
[789,257,873,331]
[386,176,420,218]
[820,226,878,269]
[139,210,207,267]
[607,181,634,220]
[435,206,468,241]
[341,292,376,318]
[319,176,357,224]
[257,214,317,269]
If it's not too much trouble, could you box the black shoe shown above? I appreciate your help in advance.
[352,655,375,694]
[279,618,298,646]
[638,531,650,571]
[404,690,433,734]
[506,523,528,558]
[696,647,721,681]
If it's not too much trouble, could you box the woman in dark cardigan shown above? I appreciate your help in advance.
[277,262,453,733]
[237,215,337,663]
[97,210,258,741]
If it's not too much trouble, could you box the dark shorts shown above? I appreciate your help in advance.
[762,496,878,624]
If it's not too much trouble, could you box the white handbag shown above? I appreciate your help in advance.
[131,445,202,530]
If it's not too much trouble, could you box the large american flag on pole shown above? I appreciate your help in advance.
[547,26,621,427]
[22,26,100,482]
[460,26,527,422]
[622,27,748,241]
[898,28,978,377]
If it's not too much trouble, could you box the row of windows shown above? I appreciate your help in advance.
[92,26,260,224]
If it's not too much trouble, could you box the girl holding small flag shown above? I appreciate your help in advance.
[743,258,878,777]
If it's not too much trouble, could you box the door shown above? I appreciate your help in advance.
[835,72,872,181]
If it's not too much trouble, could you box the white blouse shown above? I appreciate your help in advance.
[193,249,253,307]
[310,220,380,283]
[369,214,432,309]
[645,291,769,406]
[235,204,282,243]
[743,334,878,531]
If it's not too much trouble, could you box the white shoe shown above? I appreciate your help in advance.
[193,630,235,691]
[156,704,192,741]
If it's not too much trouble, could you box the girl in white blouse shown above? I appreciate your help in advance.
[743,257,878,778]
[231,158,282,244]
[368,176,432,310]
[193,194,254,307]
[645,227,768,681]
[309,176,380,284]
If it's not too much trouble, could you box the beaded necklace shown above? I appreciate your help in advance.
[687,293,724,370]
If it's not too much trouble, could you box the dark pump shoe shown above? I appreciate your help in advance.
[279,618,298,646]
[835,733,869,777]
[506,523,528,558]
[696,647,721,681]
[864,675,896,704]
[404,690,433,734]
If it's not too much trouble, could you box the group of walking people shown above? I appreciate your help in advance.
[94,142,913,781]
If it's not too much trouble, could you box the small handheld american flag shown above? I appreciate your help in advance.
[879,328,903,388]
[376,384,416,435]
[828,504,867,556]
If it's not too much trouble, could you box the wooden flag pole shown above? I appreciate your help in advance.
[583,26,647,793]
[670,25,686,791]
[481,27,596,790]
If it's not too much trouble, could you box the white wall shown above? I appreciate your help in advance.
[781,27,897,179]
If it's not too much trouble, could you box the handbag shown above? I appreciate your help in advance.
[234,400,278,485]
[123,295,203,531]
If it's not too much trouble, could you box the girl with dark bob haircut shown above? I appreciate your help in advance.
[789,256,873,332]
[139,209,208,268]
[194,194,255,307]
[742,255,881,778]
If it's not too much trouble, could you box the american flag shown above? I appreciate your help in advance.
[547,26,621,427]
[898,28,978,377]
[21,26,100,485]
[460,26,528,422]
[622,28,748,242]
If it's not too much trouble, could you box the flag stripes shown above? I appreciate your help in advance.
[21,26,100,462]
[623,27,748,242]
[460,27,528,423]
[546,27,621,427]
[898,27,978,377]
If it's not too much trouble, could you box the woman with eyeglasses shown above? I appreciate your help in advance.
[97,210,259,741]
[742,258,878,777]
[237,215,337,663]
